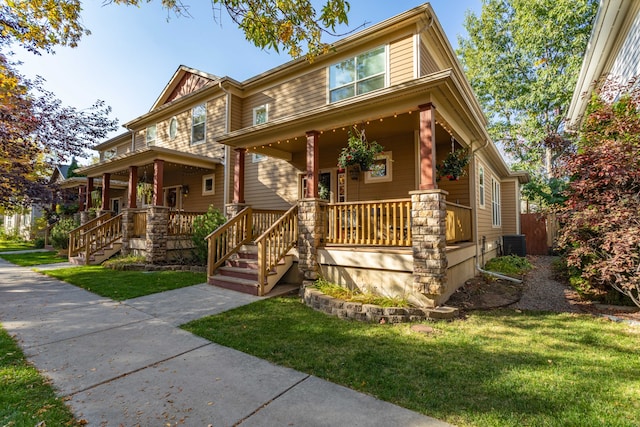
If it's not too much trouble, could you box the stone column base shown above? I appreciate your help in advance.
[297,198,327,284]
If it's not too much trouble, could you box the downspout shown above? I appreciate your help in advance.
[130,128,135,152]
[218,81,231,211]
[470,139,521,283]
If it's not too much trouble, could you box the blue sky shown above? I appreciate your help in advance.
[13,1,481,140]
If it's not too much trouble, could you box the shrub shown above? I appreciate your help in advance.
[33,237,45,248]
[484,255,533,277]
[191,206,226,265]
[558,79,640,308]
[50,218,79,250]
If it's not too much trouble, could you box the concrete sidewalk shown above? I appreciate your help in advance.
[0,259,452,426]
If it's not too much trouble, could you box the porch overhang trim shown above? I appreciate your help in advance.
[76,146,222,178]
[218,70,472,148]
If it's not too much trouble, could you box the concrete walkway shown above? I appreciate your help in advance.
[0,259,452,426]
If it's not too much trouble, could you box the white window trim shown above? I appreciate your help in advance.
[492,178,501,227]
[328,45,388,103]
[364,151,393,183]
[253,104,269,125]
[478,164,485,208]
[191,103,206,145]
[163,185,183,210]
[103,148,116,160]
[146,124,157,146]
[202,174,215,196]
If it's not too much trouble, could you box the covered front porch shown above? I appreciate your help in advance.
[217,75,483,305]
[71,147,223,264]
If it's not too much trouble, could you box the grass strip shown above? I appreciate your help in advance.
[0,251,68,266]
[183,297,640,427]
[0,327,80,426]
[0,240,35,252]
[42,266,207,300]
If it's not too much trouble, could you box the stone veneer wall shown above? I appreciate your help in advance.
[410,189,449,306]
[145,206,168,264]
[297,199,327,285]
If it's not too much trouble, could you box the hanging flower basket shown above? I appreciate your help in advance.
[337,127,384,172]
[436,148,470,181]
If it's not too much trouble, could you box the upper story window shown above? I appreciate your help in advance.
[478,165,485,207]
[191,103,206,145]
[103,148,116,160]
[329,46,387,103]
[146,124,157,146]
[169,117,178,140]
[253,104,268,125]
[492,179,501,227]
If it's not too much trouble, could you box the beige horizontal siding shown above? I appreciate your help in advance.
[438,175,471,206]
[230,94,243,132]
[501,180,518,235]
[389,35,415,86]
[244,155,301,210]
[420,39,440,75]
[159,167,223,213]
[241,68,326,128]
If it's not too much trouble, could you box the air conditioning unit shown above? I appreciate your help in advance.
[503,235,526,257]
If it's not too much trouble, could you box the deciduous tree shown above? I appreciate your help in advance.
[457,0,597,207]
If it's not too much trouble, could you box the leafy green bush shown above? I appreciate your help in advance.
[33,237,45,249]
[50,218,79,250]
[484,255,532,277]
[191,206,226,265]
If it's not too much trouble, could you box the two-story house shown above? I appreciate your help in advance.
[75,3,527,307]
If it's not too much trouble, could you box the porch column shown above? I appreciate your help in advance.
[297,198,327,287]
[226,148,247,218]
[128,165,138,209]
[419,103,437,190]
[101,173,111,212]
[120,208,135,256]
[153,159,164,206]
[86,177,94,210]
[145,205,168,264]
[410,189,448,307]
[306,131,319,198]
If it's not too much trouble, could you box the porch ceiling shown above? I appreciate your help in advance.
[76,146,222,179]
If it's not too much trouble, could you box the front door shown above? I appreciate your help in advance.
[111,198,120,214]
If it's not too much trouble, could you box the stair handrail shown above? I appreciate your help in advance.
[254,204,298,295]
[205,207,253,277]
[68,212,112,257]
[82,213,123,265]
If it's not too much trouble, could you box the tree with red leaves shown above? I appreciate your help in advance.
[558,78,640,307]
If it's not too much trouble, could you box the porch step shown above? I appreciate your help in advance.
[217,266,275,281]
[68,242,122,266]
[209,275,260,296]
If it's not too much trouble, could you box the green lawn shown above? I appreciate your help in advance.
[42,266,207,300]
[0,240,34,252]
[0,250,68,266]
[183,297,640,427]
[0,327,80,426]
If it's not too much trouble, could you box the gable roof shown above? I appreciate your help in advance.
[150,65,220,111]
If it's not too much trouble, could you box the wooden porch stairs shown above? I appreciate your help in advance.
[210,244,294,296]
[69,241,123,265]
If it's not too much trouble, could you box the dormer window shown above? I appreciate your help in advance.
[329,46,387,103]
[146,124,157,146]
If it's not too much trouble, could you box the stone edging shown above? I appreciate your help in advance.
[302,287,458,323]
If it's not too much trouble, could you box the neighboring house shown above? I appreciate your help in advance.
[567,0,640,130]
[75,3,527,307]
